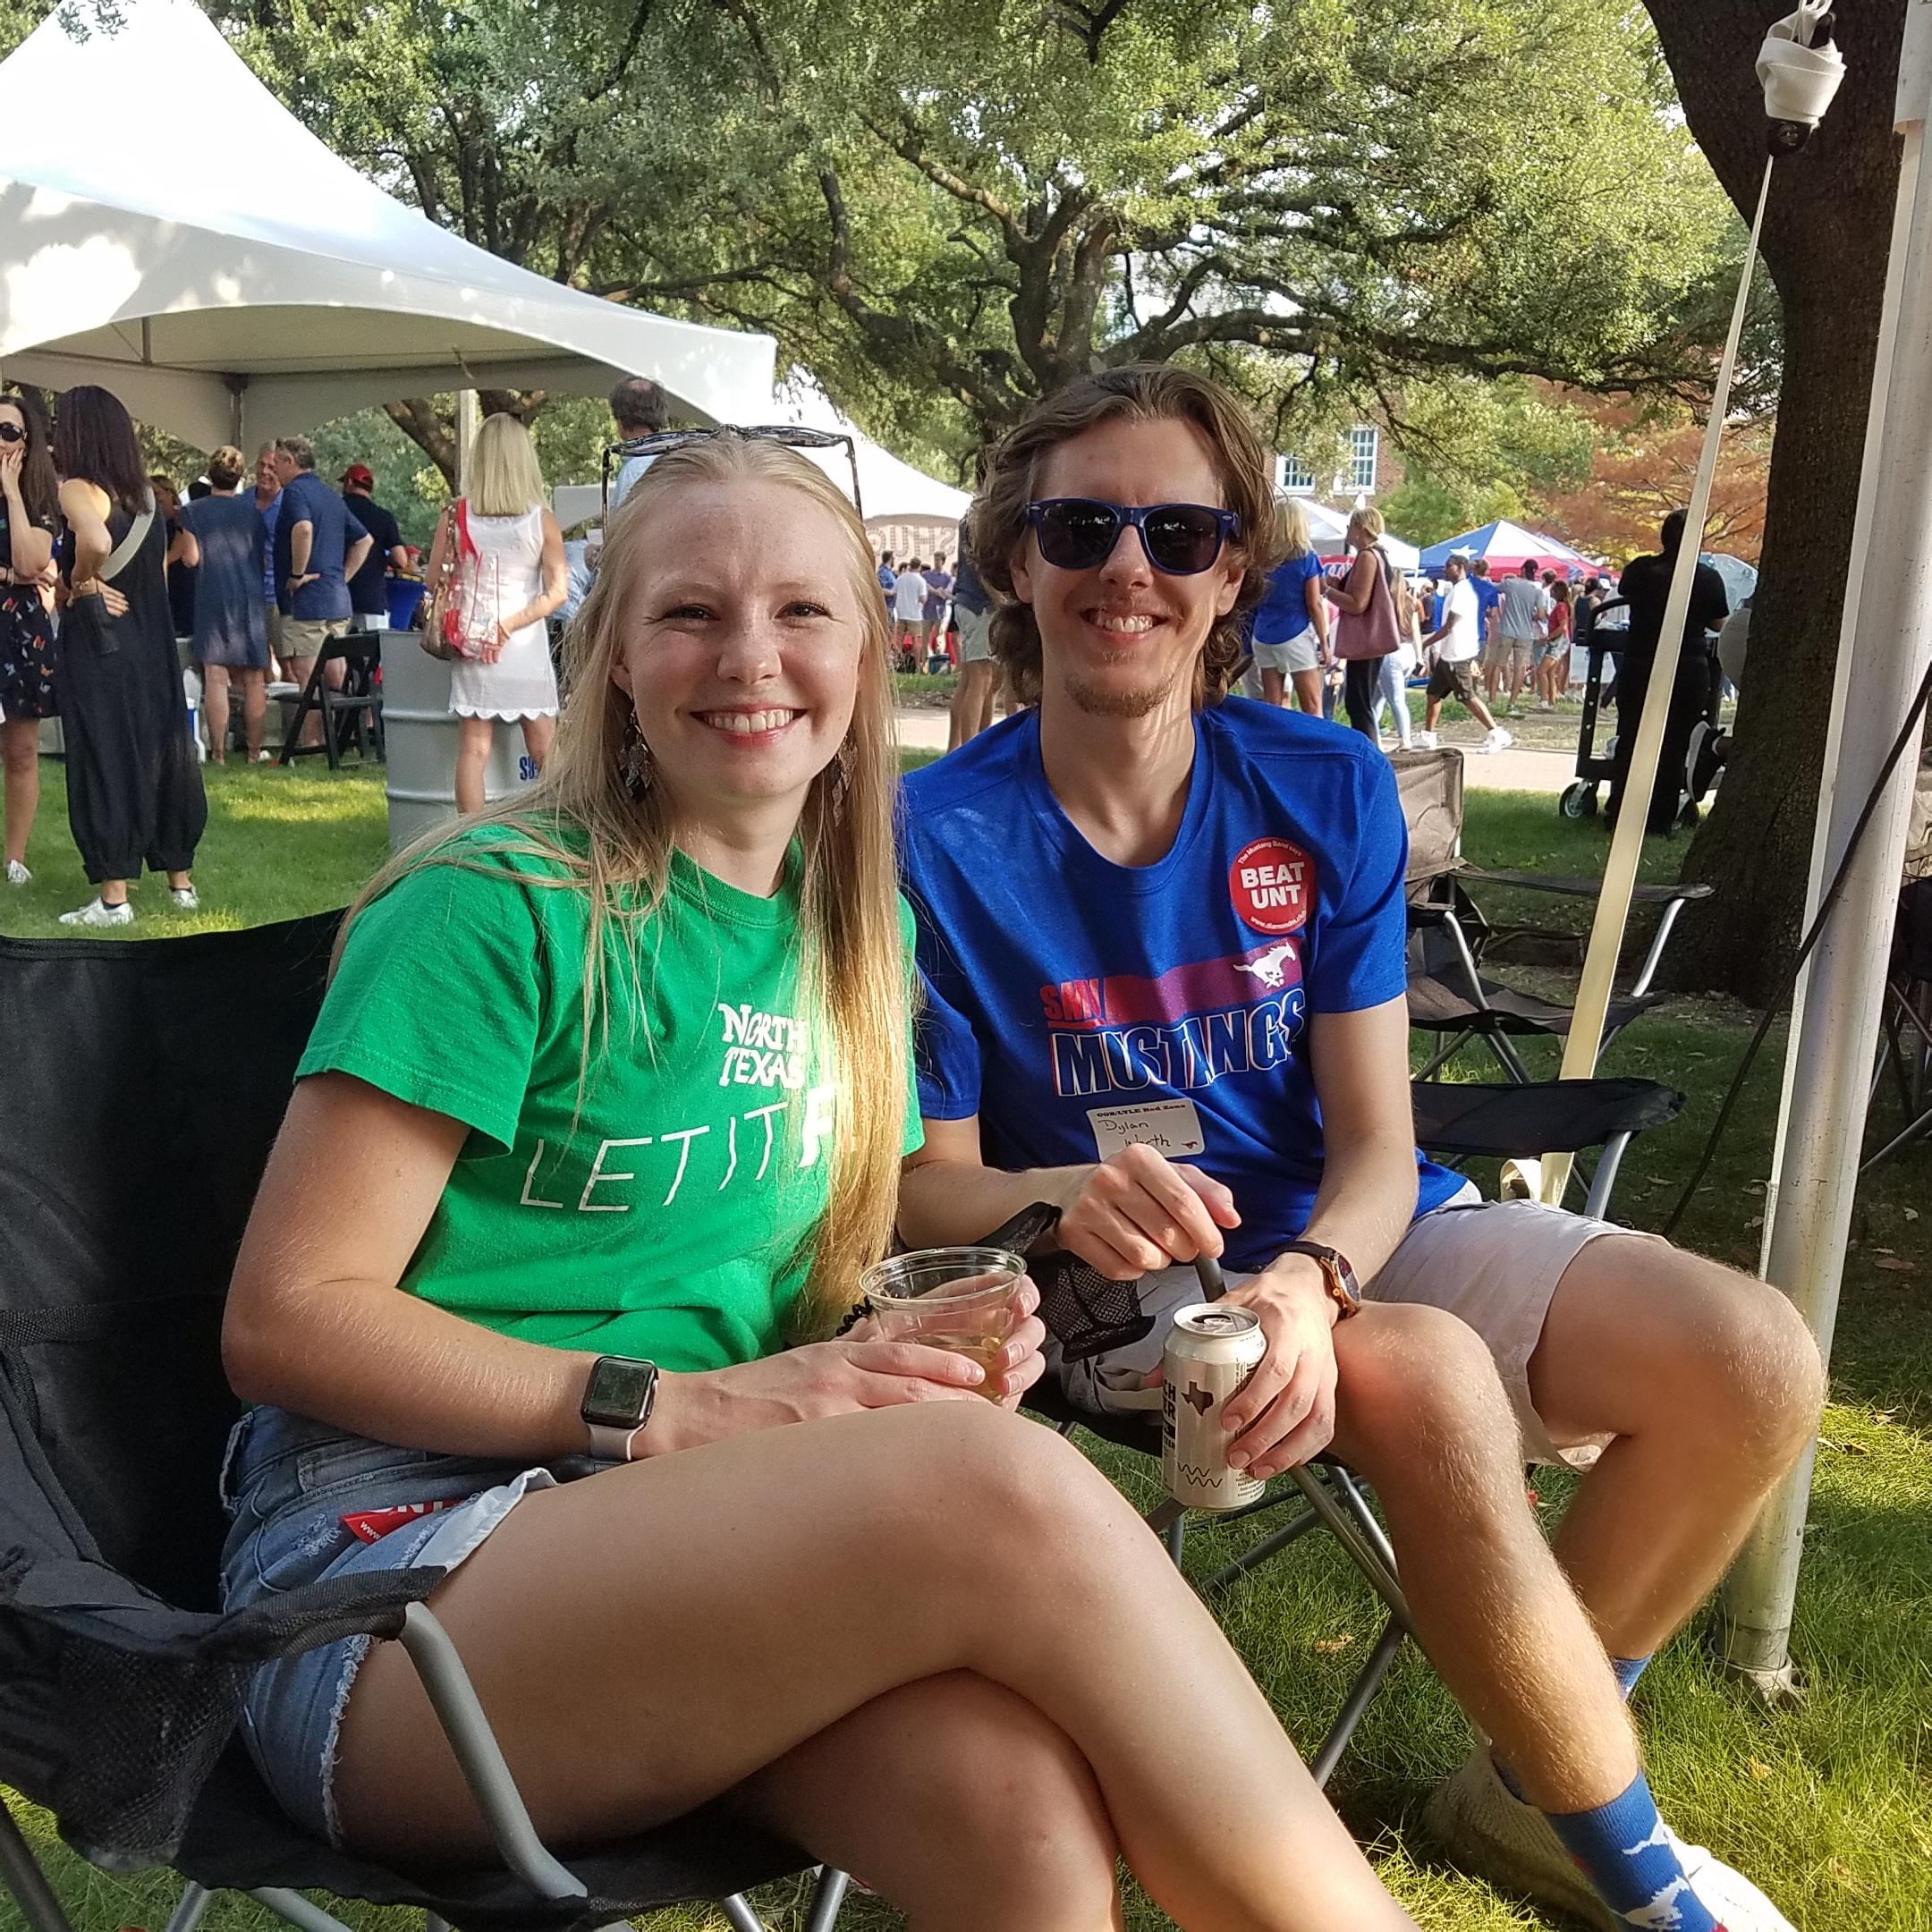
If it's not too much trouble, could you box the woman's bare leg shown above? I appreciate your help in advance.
[202,666,232,764]
[1290,667,1324,715]
[2,717,38,867]
[241,669,267,759]
[1259,667,1287,708]
[519,714,556,774]
[740,1672,1126,1932]
[335,1403,1417,1931]
[453,716,494,814]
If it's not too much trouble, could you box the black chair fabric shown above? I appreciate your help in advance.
[0,913,809,1929]
[1412,1078,1683,1160]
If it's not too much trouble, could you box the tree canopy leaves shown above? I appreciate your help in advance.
[196,0,1739,471]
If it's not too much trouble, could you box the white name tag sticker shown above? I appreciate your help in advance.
[1088,1098,1206,1161]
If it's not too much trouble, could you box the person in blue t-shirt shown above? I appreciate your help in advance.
[1243,496,1329,714]
[896,365,1820,1932]
[270,436,370,748]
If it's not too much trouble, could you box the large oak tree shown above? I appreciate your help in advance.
[1643,0,1908,1000]
[206,0,1735,477]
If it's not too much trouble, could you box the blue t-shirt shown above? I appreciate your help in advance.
[902,701,1461,1272]
[1251,550,1323,646]
[1470,574,1501,643]
[250,489,282,602]
[273,471,368,621]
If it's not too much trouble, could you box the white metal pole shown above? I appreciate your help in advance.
[1718,0,1932,1688]
[1539,159,1774,1203]
[455,388,480,495]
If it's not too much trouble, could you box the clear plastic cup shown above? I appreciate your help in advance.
[860,1246,1026,1400]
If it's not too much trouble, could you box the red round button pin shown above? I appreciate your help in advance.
[1230,837,1312,934]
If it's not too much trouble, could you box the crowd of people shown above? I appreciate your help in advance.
[208,364,1818,1932]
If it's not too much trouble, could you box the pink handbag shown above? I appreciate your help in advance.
[1332,548,1402,661]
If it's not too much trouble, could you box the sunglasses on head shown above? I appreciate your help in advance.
[1025,497,1241,576]
[603,423,865,518]
[0,422,26,445]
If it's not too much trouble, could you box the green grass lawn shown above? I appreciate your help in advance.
[3,769,1927,1932]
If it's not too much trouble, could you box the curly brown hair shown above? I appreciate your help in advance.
[968,365,1284,708]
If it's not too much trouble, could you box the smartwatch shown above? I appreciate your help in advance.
[580,1353,659,1462]
[1279,1240,1362,1321]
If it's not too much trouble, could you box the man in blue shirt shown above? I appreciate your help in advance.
[1469,555,1502,650]
[895,367,1818,1932]
[607,376,667,513]
[270,436,370,747]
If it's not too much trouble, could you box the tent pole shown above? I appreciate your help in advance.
[455,389,480,494]
[1537,155,1775,1203]
[1717,4,1932,1691]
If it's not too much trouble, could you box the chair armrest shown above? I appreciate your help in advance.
[1458,867,1715,907]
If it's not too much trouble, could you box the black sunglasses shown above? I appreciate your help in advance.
[1026,497,1241,576]
[602,424,864,520]
[0,422,26,445]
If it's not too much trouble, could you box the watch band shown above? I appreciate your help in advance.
[585,1419,650,1462]
[1281,1239,1362,1320]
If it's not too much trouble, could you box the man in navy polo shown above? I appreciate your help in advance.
[271,436,370,746]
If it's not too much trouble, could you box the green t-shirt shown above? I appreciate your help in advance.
[297,824,921,1370]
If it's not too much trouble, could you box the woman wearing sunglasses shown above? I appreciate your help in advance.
[219,430,1420,1932]
[0,390,60,887]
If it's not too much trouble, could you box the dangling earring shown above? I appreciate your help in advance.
[621,711,653,799]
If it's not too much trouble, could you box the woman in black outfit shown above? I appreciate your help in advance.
[0,389,60,887]
[53,386,206,927]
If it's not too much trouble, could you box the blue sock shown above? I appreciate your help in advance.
[1612,1654,1653,1699]
[1546,1770,1717,1932]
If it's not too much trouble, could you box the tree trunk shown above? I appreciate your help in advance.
[380,391,550,490]
[1643,0,1906,1001]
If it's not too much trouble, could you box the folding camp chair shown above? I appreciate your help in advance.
[1864,875,1932,1173]
[1011,1064,1682,1790]
[0,914,846,1932]
[1391,743,1711,1086]
[277,632,384,770]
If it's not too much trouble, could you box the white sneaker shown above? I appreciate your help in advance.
[169,886,199,911]
[1479,726,1514,752]
[1423,1748,1796,1932]
[1413,729,1440,750]
[4,859,28,886]
[58,897,133,928]
[252,750,275,764]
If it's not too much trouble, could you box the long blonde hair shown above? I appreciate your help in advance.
[1278,495,1311,559]
[342,436,904,1335]
[468,413,547,518]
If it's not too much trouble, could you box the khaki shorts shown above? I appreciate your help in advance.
[1054,1192,1657,1469]
[281,617,346,659]
[1487,632,1532,679]
[1251,627,1321,675]
[956,605,996,665]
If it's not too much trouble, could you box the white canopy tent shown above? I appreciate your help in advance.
[767,377,970,523]
[0,0,775,447]
[1298,500,1421,571]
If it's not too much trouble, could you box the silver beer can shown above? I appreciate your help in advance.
[1162,1302,1267,1511]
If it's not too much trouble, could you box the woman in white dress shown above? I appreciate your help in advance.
[429,413,568,814]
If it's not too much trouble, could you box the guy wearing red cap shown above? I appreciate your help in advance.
[339,464,408,633]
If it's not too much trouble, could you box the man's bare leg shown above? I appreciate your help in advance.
[1329,1305,1640,1813]
[1528,1237,1824,1659]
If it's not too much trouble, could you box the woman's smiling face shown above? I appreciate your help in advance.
[609,477,867,824]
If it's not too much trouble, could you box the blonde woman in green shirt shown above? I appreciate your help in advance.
[217,436,1420,1932]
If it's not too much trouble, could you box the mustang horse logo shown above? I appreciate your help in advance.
[1232,941,1299,992]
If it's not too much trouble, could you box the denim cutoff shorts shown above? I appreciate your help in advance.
[218,1405,558,1844]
